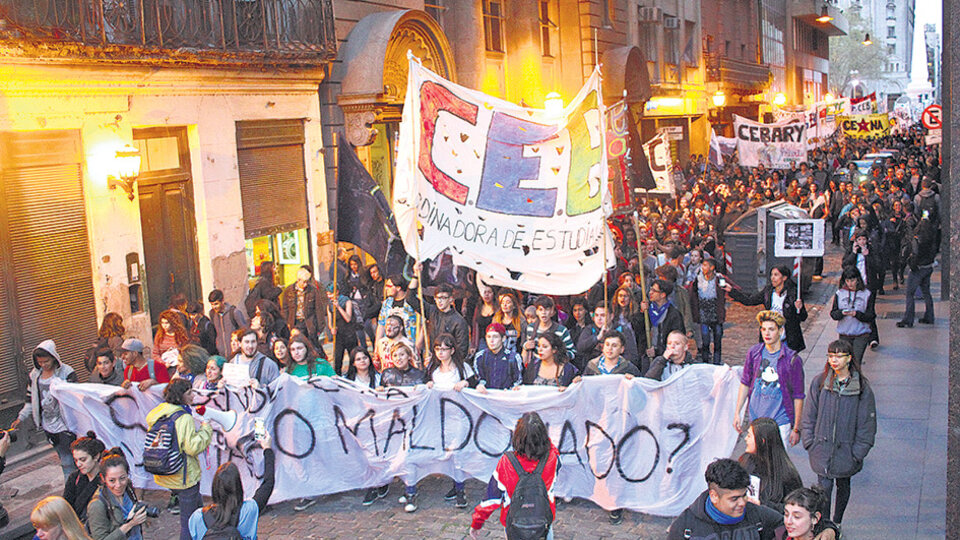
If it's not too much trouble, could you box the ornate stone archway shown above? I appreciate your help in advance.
[336,10,455,146]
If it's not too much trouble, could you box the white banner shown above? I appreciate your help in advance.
[734,115,808,169]
[642,133,674,195]
[773,99,848,148]
[393,58,613,294]
[51,367,742,517]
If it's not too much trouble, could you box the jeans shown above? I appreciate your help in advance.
[172,483,201,540]
[699,323,723,364]
[903,265,934,323]
[817,475,852,524]
[838,333,870,371]
[45,430,77,481]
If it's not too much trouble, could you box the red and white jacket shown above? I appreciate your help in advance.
[471,445,560,530]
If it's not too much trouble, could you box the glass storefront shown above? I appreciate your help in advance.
[245,228,310,288]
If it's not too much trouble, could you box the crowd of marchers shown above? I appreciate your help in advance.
[3,125,942,540]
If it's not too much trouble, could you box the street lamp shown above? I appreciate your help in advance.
[108,145,142,201]
[773,92,787,106]
[712,91,726,108]
[816,6,833,23]
[862,33,872,46]
[824,92,834,102]
[544,92,564,118]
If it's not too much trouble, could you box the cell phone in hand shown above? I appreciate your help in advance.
[254,418,266,441]
[718,275,727,288]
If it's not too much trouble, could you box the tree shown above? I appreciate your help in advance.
[828,9,889,96]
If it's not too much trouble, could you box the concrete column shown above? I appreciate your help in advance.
[946,1,958,538]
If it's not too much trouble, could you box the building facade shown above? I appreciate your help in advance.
[0,0,336,405]
[925,23,941,100]
[760,0,847,112]
[837,0,916,109]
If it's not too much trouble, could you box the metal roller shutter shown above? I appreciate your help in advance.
[1,130,96,389]
[236,119,309,239]
[0,261,20,403]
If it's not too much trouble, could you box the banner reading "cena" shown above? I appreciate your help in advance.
[51,367,741,517]
[838,113,891,139]
[734,115,808,169]
[393,58,613,294]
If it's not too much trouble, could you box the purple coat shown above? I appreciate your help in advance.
[740,343,805,425]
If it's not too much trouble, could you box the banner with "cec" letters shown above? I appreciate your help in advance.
[51,366,742,517]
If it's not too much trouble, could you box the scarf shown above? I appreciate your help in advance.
[705,496,744,525]
[648,300,672,328]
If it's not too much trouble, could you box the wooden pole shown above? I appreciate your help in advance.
[332,245,339,373]
[602,218,610,316]
[631,211,652,345]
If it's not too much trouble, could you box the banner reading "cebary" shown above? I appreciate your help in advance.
[51,367,741,517]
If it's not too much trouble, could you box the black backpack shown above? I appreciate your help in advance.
[504,452,553,540]
[202,508,243,540]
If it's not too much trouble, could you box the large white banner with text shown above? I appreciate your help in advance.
[51,366,741,517]
[393,59,613,294]
[734,115,809,169]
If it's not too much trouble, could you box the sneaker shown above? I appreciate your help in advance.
[455,490,467,508]
[609,509,624,525]
[869,340,879,349]
[444,487,458,500]
[896,320,913,328]
[562,496,573,503]
[404,494,418,513]
[398,495,408,504]
[169,505,179,515]
[294,498,316,512]
[362,489,378,506]
[376,485,390,499]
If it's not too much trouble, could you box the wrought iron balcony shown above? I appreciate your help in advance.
[0,0,336,65]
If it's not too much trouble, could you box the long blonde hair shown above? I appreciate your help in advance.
[31,496,92,540]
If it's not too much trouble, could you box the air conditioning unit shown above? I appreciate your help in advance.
[663,16,680,29]
[638,6,662,23]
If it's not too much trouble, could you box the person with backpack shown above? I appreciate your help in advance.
[188,432,276,539]
[119,339,170,391]
[209,290,248,358]
[469,412,559,540]
[144,379,212,540]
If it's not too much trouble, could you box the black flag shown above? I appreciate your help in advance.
[627,109,658,191]
[336,137,407,275]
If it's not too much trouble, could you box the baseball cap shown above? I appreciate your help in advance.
[121,338,144,353]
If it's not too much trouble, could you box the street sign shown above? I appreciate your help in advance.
[659,126,683,141]
[926,129,942,145]
[921,104,942,130]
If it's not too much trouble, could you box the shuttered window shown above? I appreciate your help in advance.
[236,119,309,239]
[0,258,18,403]
[0,130,97,402]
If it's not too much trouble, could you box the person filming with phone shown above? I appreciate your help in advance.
[188,430,276,539]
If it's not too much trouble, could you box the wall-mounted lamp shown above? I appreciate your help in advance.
[712,91,726,108]
[108,145,142,201]
[544,92,564,118]
[773,92,787,106]
[862,33,872,46]
[816,6,833,23]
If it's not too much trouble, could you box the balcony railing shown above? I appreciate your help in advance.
[0,0,336,64]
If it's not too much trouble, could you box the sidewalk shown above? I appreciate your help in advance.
[785,269,948,539]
